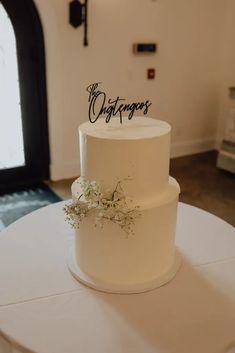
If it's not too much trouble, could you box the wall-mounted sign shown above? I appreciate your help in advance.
[133,43,157,54]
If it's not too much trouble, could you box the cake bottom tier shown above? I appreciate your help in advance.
[70,179,180,293]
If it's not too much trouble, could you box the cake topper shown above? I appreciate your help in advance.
[86,82,152,124]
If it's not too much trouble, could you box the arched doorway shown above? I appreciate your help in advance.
[0,0,49,190]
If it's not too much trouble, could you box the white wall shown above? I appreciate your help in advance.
[217,0,235,144]
[34,0,225,180]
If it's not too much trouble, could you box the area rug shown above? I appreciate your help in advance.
[0,184,61,230]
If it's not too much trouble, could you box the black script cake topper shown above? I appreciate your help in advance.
[86,82,152,124]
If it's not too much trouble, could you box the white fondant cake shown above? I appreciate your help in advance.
[70,117,180,293]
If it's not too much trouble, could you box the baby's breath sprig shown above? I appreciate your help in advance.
[64,179,141,237]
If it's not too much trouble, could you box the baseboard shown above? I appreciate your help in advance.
[215,139,222,150]
[50,160,80,181]
[171,137,218,158]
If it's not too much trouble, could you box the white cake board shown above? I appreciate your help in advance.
[68,249,181,294]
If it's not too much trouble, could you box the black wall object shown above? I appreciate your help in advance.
[69,0,88,46]
[0,0,50,190]
[133,43,157,54]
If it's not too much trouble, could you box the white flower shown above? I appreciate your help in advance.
[64,179,141,236]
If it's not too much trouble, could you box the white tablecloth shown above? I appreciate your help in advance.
[0,202,235,353]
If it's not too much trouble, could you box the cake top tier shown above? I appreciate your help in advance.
[79,117,171,140]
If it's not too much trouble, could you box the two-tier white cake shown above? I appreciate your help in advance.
[68,116,181,293]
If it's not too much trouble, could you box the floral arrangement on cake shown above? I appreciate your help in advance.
[64,179,141,236]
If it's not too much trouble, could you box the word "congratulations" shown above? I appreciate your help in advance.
[86,83,152,123]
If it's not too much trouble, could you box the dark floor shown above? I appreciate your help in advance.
[170,151,235,227]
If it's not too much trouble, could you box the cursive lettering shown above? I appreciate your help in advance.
[86,83,152,124]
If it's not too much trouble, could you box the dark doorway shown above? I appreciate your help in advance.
[0,0,50,190]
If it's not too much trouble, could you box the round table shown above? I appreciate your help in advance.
[0,202,235,353]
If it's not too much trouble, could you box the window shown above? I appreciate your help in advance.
[0,3,25,169]
[0,0,49,190]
